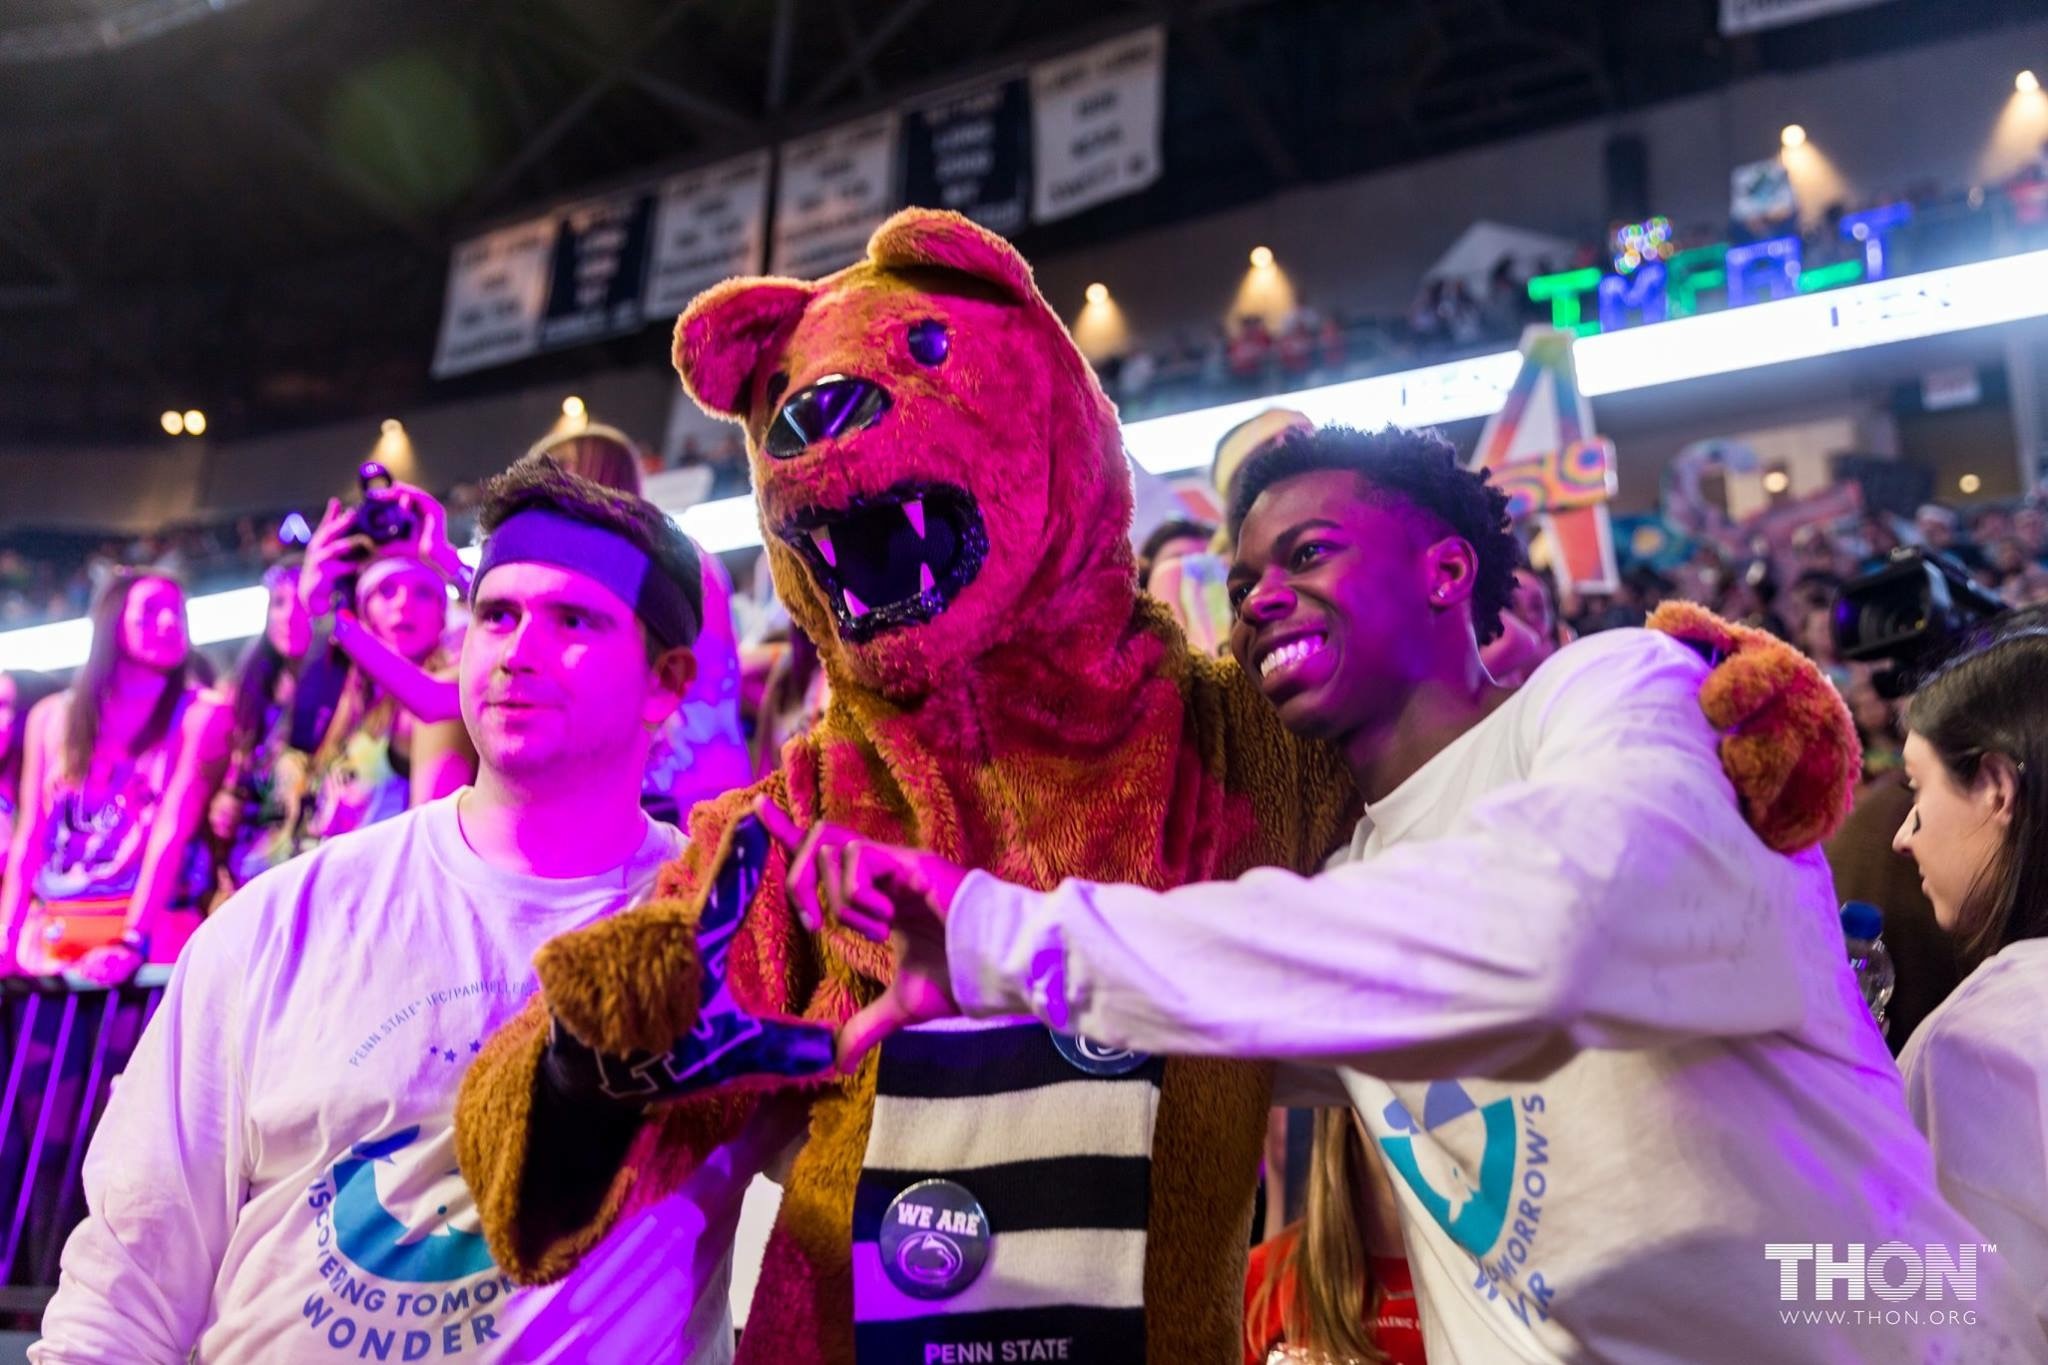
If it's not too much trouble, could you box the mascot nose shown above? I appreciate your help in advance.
[766,375,893,459]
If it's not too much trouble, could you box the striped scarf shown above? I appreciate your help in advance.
[852,1017,1161,1364]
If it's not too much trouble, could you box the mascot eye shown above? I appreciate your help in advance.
[764,371,790,410]
[906,319,950,367]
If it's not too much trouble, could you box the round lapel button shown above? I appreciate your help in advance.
[879,1178,992,1299]
[1051,1030,1150,1077]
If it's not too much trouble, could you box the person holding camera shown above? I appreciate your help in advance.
[1894,625,2048,1317]
[239,473,474,870]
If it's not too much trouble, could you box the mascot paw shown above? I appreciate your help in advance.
[536,910,706,1059]
[1648,601,1861,853]
[537,815,838,1102]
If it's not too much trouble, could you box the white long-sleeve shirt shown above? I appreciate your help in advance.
[33,794,766,1365]
[1902,939,2048,1328]
[946,628,2042,1363]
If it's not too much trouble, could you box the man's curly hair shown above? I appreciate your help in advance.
[1225,424,1520,645]
[477,453,704,652]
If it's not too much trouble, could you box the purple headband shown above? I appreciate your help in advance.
[473,508,700,649]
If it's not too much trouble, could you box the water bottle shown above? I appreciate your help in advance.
[1841,901,1896,1037]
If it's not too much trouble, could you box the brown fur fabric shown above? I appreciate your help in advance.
[1647,600,1861,852]
[456,209,1356,1365]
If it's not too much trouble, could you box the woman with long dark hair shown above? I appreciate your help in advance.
[206,563,313,892]
[1894,627,2048,1298]
[0,570,231,980]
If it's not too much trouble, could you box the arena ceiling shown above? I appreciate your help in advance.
[0,0,2038,447]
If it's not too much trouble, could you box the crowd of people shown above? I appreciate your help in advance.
[4,401,2046,1250]
[0,434,759,634]
[1137,415,2048,786]
[3,189,2048,1364]
[0,424,753,987]
[0,523,290,630]
[1563,496,2048,780]
[6,411,2041,1361]
[11,144,2047,639]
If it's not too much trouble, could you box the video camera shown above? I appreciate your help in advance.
[1830,546,2009,696]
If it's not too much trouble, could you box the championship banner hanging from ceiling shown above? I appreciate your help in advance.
[431,217,556,378]
[538,189,655,350]
[1030,26,1165,224]
[770,112,902,279]
[902,76,1033,237]
[644,151,772,316]
[434,29,1169,378]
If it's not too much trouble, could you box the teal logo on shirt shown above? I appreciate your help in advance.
[331,1126,496,1284]
[1378,1081,1519,1257]
[302,1114,517,1355]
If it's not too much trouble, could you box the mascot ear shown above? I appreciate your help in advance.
[674,277,814,419]
[867,208,1037,307]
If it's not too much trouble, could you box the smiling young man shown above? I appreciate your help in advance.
[34,458,774,1364]
[781,426,2041,1362]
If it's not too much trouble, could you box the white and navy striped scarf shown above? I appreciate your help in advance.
[852,1016,1162,1364]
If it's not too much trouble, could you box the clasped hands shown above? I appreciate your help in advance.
[752,799,973,1073]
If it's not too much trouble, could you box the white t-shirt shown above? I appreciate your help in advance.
[33,793,763,1365]
[946,629,2044,1363]
[1902,938,2048,1329]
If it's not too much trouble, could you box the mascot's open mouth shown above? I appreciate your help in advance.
[783,481,989,642]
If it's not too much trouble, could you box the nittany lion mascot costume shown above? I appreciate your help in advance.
[455,209,1857,1365]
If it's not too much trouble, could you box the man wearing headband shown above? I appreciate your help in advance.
[36,457,776,1364]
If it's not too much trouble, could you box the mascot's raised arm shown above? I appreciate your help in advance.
[454,208,1857,1365]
